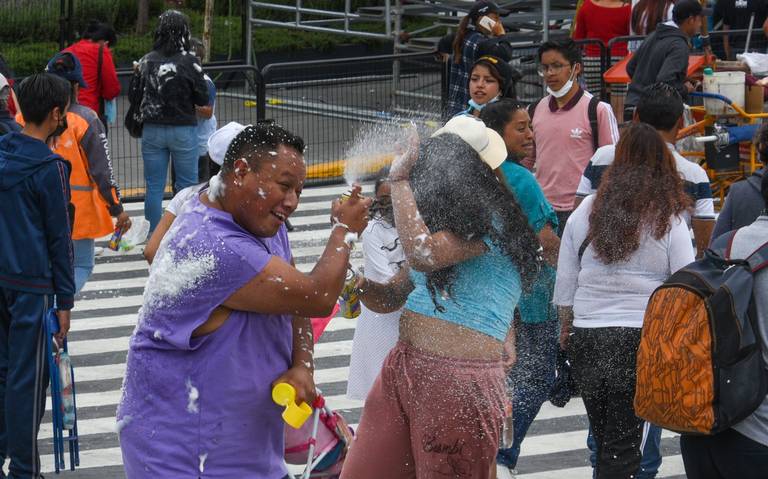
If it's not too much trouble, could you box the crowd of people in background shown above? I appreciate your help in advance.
[0,2,767,479]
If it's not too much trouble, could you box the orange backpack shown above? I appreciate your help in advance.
[635,231,768,435]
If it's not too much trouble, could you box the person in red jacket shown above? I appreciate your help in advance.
[572,0,631,97]
[64,21,120,132]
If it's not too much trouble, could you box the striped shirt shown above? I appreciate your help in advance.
[577,143,715,222]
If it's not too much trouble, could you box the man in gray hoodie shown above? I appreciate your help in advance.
[625,0,704,121]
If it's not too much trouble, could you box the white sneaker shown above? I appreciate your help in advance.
[496,465,518,479]
[94,246,104,256]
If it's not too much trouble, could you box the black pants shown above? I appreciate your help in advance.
[571,327,644,479]
[681,428,768,479]
[0,288,50,479]
[197,153,213,184]
[623,105,635,123]
[555,210,572,238]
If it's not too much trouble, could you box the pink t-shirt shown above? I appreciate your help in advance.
[530,90,619,211]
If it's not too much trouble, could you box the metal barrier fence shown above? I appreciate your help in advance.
[106,29,768,199]
[259,52,444,184]
[496,38,608,105]
[111,64,263,201]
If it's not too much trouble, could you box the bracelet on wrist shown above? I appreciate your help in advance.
[332,222,350,232]
[344,232,358,248]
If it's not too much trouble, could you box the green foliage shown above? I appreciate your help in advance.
[0,42,59,77]
[0,1,432,75]
[0,3,59,43]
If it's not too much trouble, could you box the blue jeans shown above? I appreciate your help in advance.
[73,238,95,295]
[141,124,198,231]
[497,319,559,468]
[588,423,662,478]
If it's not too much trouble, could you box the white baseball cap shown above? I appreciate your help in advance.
[0,73,9,91]
[431,115,507,170]
[207,122,248,166]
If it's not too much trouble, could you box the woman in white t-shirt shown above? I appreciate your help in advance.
[554,123,694,477]
[346,178,409,400]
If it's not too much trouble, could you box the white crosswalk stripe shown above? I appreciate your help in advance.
[34,183,688,478]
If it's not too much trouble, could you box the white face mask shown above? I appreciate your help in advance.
[546,68,576,98]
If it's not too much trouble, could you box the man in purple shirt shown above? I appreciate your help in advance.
[117,123,371,477]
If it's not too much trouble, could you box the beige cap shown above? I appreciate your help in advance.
[431,115,507,170]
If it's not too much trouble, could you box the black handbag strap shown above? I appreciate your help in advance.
[96,44,104,116]
[578,233,592,262]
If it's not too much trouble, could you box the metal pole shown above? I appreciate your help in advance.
[245,0,253,65]
[344,0,351,32]
[385,0,392,36]
[542,0,550,42]
[296,0,302,26]
[744,13,756,54]
[392,0,402,109]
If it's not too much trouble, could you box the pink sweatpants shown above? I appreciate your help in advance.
[340,340,507,479]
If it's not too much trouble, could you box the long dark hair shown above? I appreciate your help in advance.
[153,10,191,56]
[756,122,768,165]
[452,14,493,64]
[631,0,673,35]
[480,99,528,142]
[83,20,117,47]
[409,134,540,310]
[589,123,692,264]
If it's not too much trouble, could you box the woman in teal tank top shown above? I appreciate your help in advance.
[341,131,541,479]
[481,99,563,473]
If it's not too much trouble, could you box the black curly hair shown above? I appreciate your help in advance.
[409,133,540,311]
[153,10,191,56]
[756,122,768,165]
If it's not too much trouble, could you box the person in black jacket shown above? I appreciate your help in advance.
[711,123,768,240]
[625,0,704,121]
[131,9,209,233]
[0,73,20,135]
[0,73,75,479]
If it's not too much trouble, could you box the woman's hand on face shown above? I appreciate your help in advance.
[388,126,420,182]
[331,184,372,234]
[273,365,317,407]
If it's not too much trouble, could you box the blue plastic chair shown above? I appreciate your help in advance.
[44,307,80,473]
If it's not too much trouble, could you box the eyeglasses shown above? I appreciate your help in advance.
[537,63,571,76]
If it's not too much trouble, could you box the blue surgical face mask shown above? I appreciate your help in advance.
[468,94,500,112]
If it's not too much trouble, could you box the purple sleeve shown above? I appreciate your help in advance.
[152,225,275,351]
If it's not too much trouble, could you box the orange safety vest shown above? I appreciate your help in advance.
[17,104,121,240]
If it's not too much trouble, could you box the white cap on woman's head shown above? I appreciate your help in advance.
[207,122,248,166]
[431,115,507,170]
[0,73,8,91]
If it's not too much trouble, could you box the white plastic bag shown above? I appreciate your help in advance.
[737,53,768,76]
[118,217,149,252]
